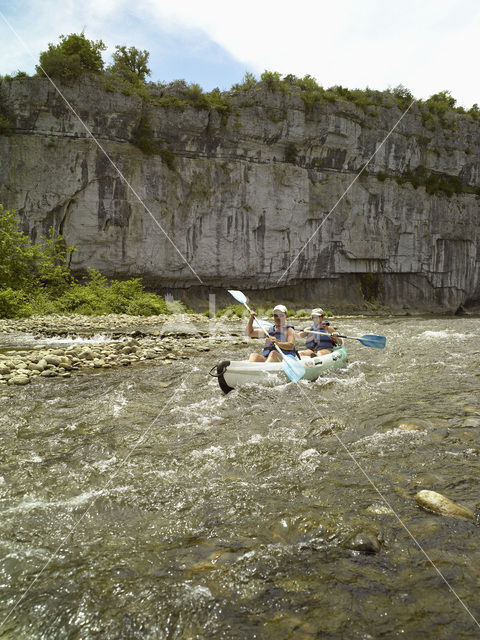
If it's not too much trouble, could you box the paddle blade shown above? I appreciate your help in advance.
[282,355,305,382]
[358,334,386,349]
[228,290,248,305]
[255,319,273,330]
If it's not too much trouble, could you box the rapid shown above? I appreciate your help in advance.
[0,315,479,639]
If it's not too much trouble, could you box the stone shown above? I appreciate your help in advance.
[347,533,381,554]
[8,375,30,385]
[398,423,423,431]
[414,490,474,520]
[40,369,58,377]
[79,349,94,361]
[44,355,62,366]
[28,361,45,372]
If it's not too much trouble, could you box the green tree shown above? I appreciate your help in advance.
[108,45,151,84]
[0,204,37,290]
[36,229,75,295]
[36,32,106,82]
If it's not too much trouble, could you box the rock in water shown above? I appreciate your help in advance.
[414,490,474,520]
[347,533,381,554]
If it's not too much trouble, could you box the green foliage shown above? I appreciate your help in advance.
[0,205,37,291]
[132,114,175,168]
[389,84,414,110]
[0,204,173,318]
[394,165,480,197]
[108,45,151,84]
[42,270,170,316]
[260,70,285,92]
[215,304,249,318]
[35,229,75,295]
[285,142,298,164]
[36,32,106,82]
[0,288,32,318]
[0,114,11,135]
[231,72,257,91]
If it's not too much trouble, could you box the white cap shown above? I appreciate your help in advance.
[273,304,287,314]
[311,308,324,316]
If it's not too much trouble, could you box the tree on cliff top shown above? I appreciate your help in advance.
[36,33,106,83]
[107,45,151,85]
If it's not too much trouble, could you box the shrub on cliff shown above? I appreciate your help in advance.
[36,33,106,82]
[107,45,151,85]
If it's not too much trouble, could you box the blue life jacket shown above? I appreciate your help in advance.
[263,324,297,358]
[305,322,334,351]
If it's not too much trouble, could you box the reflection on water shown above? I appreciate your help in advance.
[0,317,479,639]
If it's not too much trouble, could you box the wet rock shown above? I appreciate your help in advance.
[398,423,423,431]
[28,361,45,372]
[79,349,94,360]
[347,533,381,554]
[40,369,58,377]
[414,490,474,520]
[0,364,11,375]
[44,355,62,366]
[8,375,31,386]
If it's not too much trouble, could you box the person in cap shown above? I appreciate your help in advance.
[246,304,297,362]
[298,308,342,357]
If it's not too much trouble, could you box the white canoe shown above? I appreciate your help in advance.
[211,345,348,394]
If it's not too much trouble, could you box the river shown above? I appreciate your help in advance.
[0,315,479,639]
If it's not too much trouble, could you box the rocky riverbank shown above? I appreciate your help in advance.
[0,313,246,386]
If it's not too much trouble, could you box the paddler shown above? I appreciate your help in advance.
[298,308,342,357]
[246,304,297,362]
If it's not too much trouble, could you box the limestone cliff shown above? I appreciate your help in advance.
[1,76,479,312]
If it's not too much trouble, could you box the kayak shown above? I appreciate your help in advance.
[210,345,348,394]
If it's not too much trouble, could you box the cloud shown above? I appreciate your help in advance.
[1,0,479,106]
[138,0,480,106]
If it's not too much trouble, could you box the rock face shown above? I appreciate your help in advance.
[1,76,479,312]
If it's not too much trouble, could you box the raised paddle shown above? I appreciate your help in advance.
[304,329,386,349]
[228,290,305,382]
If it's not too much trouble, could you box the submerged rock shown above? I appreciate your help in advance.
[346,533,381,554]
[398,423,423,431]
[414,490,474,520]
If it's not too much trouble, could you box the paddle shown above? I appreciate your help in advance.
[304,329,386,349]
[228,290,305,382]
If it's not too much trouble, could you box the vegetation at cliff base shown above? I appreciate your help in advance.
[0,205,172,318]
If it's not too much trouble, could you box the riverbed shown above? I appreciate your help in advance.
[0,315,479,639]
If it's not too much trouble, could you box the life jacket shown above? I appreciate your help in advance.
[262,324,297,358]
[305,322,334,351]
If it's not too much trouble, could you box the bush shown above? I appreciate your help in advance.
[0,205,37,291]
[132,114,175,168]
[53,271,170,316]
[261,70,284,92]
[0,114,11,135]
[215,304,248,318]
[231,72,257,91]
[0,288,32,317]
[107,45,150,85]
[36,32,106,82]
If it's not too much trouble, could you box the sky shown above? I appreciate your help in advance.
[0,0,479,107]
